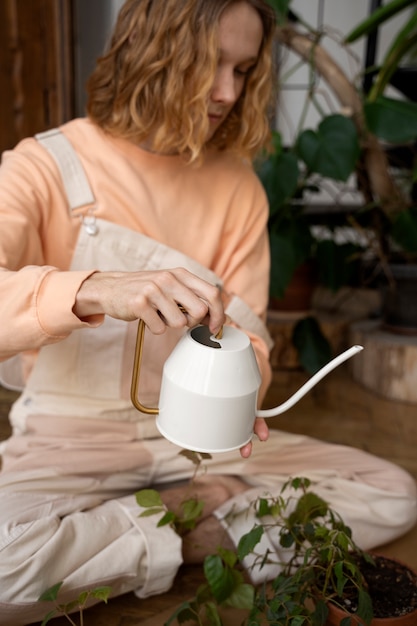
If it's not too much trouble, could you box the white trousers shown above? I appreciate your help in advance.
[0,429,416,625]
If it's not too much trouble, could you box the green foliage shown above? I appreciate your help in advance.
[345,0,417,260]
[164,476,374,626]
[392,206,417,253]
[292,316,333,375]
[136,450,211,536]
[296,115,360,183]
[266,0,292,24]
[257,120,363,301]
[364,96,417,144]
[38,582,111,626]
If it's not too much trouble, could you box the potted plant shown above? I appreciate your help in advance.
[256,121,365,374]
[268,0,417,333]
[138,475,417,625]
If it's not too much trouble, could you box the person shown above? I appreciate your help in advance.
[0,0,415,624]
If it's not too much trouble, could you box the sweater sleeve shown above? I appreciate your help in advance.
[0,141,103,361]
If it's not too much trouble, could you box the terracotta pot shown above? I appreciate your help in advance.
[381,263,417,334]
[326,555,417,625]
[326,601,417,625]
[269,262,317,312]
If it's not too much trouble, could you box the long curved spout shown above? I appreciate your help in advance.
[256,345,363,418]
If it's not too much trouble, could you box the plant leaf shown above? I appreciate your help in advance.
[204,555,236,604]
[365,96,417,143]
[266,0,292,24]
[40,610,57,626]
[237,526,264,561]
[292,316,332,374]
[157,511,176,527]
[178,449,212,464]
[257,150,299,215]
[181,498,205,523]
[345,0,416,42]
[223,582,255,610]
[139,507,165,518]
[316,240,362,292]
[217,547,237,569]
[269,220,313,298]
[357,589,374,625]
[91,586,111,602]
[297,115,360,181]
[392,207,417,252]
[135,489,163,508]
[38,582,63,602]
[204,601,223,626]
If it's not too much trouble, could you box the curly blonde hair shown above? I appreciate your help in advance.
[87,0,276,162]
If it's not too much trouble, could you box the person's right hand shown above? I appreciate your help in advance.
[73,267,225,336]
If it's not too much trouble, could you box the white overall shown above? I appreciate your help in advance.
[0,131,416,626]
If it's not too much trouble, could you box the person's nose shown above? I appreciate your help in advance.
[210,67,238,105]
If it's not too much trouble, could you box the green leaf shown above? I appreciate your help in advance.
[204,555,236,604]
[223,582,255,610]
[91,586,111,602]
[266,0,292,24]
[365,96,417,143]
[135,489,163,508]
[294,491,329,524]
[157,511,176,527]
[345,0,416,42]
[334,561,347,597]
[279,531,295,548]
[77,591,89,606]
[357,589,374,625]
[269,220,313,298]
[292,316,333,374]
[237,526,264,561]
[316,240,362,291]
[257,497,271,518]
[312,599,328,624]
[181,498,205,523]
[392,207,417,252]
[257,150,300,215]
[178,449,212,464]
[297,115,360,182]
[204,601,223,625]
[38,582,63,602]
[139,507,165,518]
[40,610,57,626]
[217,547,237,569]
[166,602,198,625]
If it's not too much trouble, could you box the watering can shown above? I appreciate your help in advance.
[131,319,363,453]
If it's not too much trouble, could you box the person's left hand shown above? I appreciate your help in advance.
[239,417,269,458]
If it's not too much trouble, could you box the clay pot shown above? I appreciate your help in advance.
[326,601,417,625]
[269,262,318,312]
[326,555,417,625]
[381,263,417,334]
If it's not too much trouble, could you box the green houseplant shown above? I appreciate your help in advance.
[268,0,417,332]
[138,475,417,625]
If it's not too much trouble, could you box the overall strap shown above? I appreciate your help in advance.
[35,128,95,211]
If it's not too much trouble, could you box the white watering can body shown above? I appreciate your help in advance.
[131,323,363,453]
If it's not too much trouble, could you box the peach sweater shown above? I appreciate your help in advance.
[0,117,271,390]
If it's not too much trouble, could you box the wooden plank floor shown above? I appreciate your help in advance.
[1,362,417,625]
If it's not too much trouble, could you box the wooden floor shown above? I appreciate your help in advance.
[1,356,417,625]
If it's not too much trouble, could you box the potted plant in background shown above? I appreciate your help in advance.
[256,118,365,374]
[266,0,417,334]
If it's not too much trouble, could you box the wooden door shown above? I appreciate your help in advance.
[0,0,74,153]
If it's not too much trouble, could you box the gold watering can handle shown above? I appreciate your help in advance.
[130,318,159,415]
[130,308,224,415]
